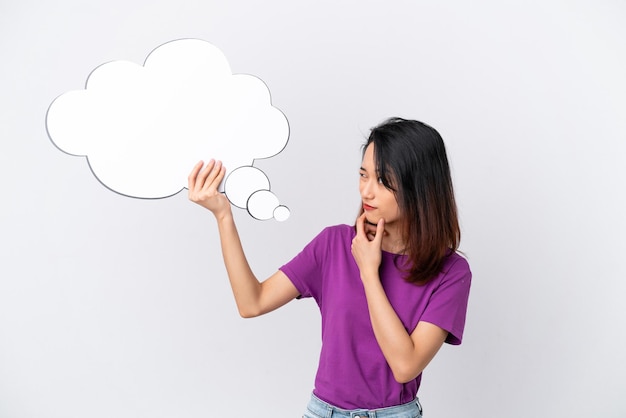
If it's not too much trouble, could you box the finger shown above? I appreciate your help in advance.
[355,213,367,239]
[364,221,377,241]
[207,163,226,192]
[373,218,385,246]
[195,159,216,191]
[202,160,224,191]
[216,163,226,186]
[187,161,204,190]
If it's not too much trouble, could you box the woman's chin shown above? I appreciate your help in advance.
[364,214,379,226]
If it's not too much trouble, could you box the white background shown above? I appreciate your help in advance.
[1,1,625,417]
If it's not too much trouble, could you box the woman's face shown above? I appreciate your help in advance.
[359,143,401,228]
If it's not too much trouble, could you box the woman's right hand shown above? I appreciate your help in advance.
[188,160,231,220]
[188,160,299,318]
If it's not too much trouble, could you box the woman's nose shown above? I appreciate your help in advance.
[360,179,374,199]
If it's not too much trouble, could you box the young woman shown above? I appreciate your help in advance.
[188,117,471,417]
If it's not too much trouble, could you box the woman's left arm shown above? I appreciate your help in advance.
[351,214,448,384]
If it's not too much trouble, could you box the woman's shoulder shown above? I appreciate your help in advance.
[446,251,470,267]
[440,251,472,281]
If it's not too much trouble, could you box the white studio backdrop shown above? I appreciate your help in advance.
[1,1,625,417]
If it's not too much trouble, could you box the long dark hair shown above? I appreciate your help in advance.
[360,117,461,285]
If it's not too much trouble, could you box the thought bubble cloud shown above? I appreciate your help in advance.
[46,38,290,220]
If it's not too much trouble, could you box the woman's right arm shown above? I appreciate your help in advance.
[188,160,300,318]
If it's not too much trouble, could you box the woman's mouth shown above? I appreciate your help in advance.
[363,203,375,211]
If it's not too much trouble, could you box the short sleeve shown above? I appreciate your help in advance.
[279,227,331,304]
[420,255,472,345]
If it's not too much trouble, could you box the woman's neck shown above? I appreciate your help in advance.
[381,223,406,254]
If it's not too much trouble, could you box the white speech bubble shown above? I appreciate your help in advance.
[273,205,291,222]
[224,166,270,209]
[46,39,290,220]
[247,190,283,221]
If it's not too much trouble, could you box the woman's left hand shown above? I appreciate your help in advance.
[351,213,385,282]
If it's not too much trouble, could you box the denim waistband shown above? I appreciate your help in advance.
[306,393,423,418]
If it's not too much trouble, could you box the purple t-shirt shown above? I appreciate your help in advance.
[280,224,471,410]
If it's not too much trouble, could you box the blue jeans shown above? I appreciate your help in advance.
[303,393,423,418]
